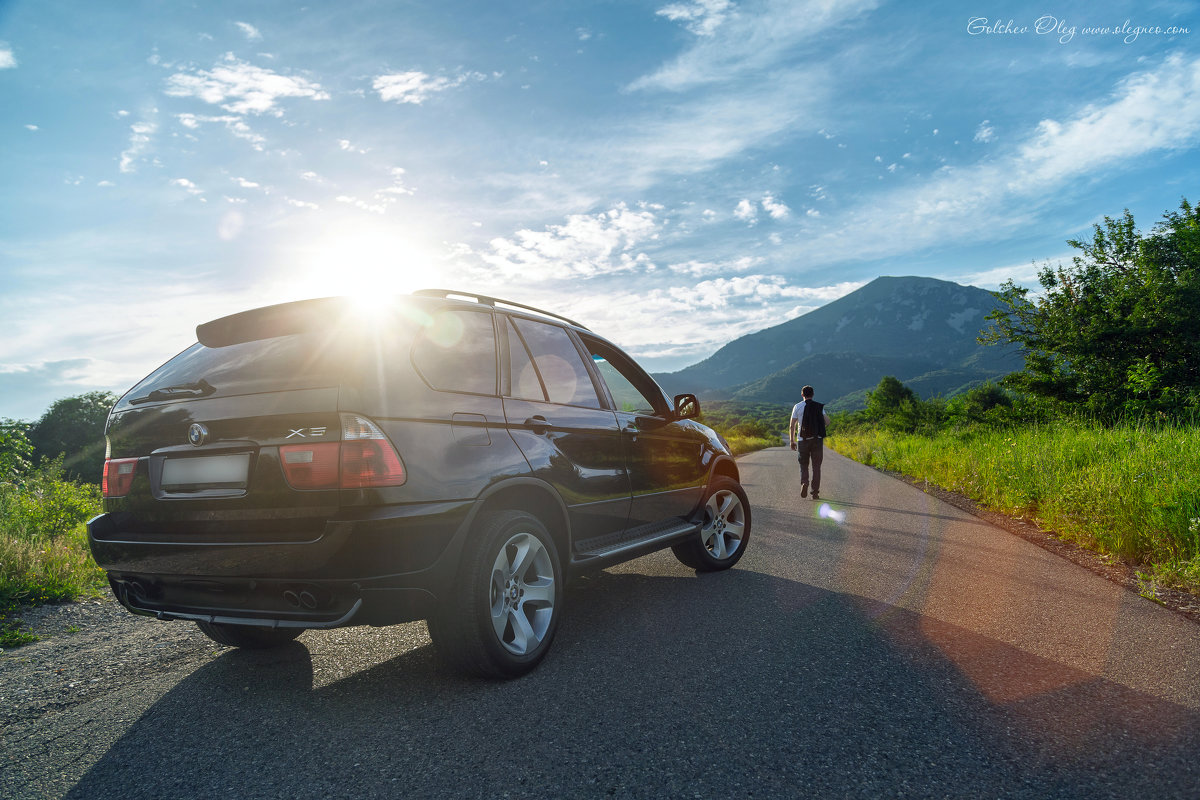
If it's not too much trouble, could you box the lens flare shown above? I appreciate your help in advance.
[818,502,846,524]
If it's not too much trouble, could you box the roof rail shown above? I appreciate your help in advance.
[412,289,590,331]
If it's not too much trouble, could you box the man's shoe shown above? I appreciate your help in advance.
[811,492,819,501]
[800,482,808,498]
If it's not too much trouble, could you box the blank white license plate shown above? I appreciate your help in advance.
[161,453,251,487]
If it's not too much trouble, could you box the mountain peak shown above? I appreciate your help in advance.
[655,276,1020,407]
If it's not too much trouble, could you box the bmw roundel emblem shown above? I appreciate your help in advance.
[188,423,208,447]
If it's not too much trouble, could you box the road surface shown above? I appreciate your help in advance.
[4,447,1199,798]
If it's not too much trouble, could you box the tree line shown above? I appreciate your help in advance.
[2,391,115,486]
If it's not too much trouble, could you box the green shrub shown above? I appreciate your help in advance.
[0,458,106,634]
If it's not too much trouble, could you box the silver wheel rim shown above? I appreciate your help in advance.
[489,531,556,656]
[701,489,745,560]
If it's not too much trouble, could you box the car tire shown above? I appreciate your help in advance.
[429,510,563,678]
[195,621,304,649]
[672,476,751,572]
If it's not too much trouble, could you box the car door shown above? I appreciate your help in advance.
[500,315,632,545]
[579,334,708,529]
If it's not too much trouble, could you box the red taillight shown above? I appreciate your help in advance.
[102,458,138,498]
[279,442,341,490]
[340,439,407,488]
[279,414,406,491]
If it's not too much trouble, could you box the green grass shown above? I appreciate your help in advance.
[0,460,107,646]
[723,433,782,456]
[829,420,1200,593]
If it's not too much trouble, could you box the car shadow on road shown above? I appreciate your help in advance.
[65,566,1200,800]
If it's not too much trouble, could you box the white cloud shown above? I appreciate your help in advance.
[119,118,157,173]
[24,124,38,131]
[948,255,1068,291]
[797,54,1200,265]
[0,43,15,69]
[176,113,265,149]
[668,255,761,277]
[631,0,880,92]
[609,71,826,187]
[480,204,662,279]
[373,71,486,104]
[667,275,859,309]
[762,192,790,219]
[1009,54,1200,191]
[233,176,260,188]
[165,54,329,115]
[285,198,319,210]
[339,138,368,153]
[546,277,866,368]
[235,22,263,41]
[336,195,388,214]
[974,120,995,143]
[734,198,757,224]
[656,0,734,37]
[171,177,204,196]
[334,167,416,215]
[380,167,414,196]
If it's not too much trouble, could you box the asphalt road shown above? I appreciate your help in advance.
[5,447,1200,799]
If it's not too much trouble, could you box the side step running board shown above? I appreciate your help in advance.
[574,521,700,559]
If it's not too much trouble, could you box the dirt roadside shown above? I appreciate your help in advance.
[0,598,212,727]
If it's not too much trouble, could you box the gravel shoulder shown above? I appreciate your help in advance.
[0,598,213,728]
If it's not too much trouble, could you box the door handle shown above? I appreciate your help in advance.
[525,415,549,434]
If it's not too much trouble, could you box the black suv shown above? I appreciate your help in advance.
[88,291,750,677]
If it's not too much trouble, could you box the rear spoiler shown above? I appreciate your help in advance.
[197,297,352,348]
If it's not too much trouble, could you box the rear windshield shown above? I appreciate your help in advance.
[117,333,349,410]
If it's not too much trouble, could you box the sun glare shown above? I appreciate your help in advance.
[284,225,442,305]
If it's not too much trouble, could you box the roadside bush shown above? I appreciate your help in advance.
[0,458,106,619]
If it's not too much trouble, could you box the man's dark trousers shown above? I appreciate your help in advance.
[797,437,823,495]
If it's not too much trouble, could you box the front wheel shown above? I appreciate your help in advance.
[428,511,563,678]
[672,476,751,571]
[195,621,304,649]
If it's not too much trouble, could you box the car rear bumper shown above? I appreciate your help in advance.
[89,500,473,627]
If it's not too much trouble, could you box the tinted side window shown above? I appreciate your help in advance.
[510,318,602,409]
[507,320,546,401]
[582,336,668,416]
[411,309,497,395]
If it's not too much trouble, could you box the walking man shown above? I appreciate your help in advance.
[789,385,830,500]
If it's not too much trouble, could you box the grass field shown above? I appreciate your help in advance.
[0,461,106,645]
[828,420,1200,593]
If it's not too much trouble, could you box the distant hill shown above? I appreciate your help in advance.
[654,276,1021,410]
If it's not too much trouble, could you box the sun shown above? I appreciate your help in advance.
[283,223,443,305]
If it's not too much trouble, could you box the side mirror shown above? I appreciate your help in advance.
[673,393,700,420]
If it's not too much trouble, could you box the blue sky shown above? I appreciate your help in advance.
[2,0,1198,420]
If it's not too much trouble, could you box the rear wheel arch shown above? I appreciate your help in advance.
[429,508,564,677]
[469,479,571,571]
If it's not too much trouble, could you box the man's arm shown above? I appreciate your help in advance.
[789,417,798,450]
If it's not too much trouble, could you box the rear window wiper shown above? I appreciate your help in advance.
[129,379,216,404]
